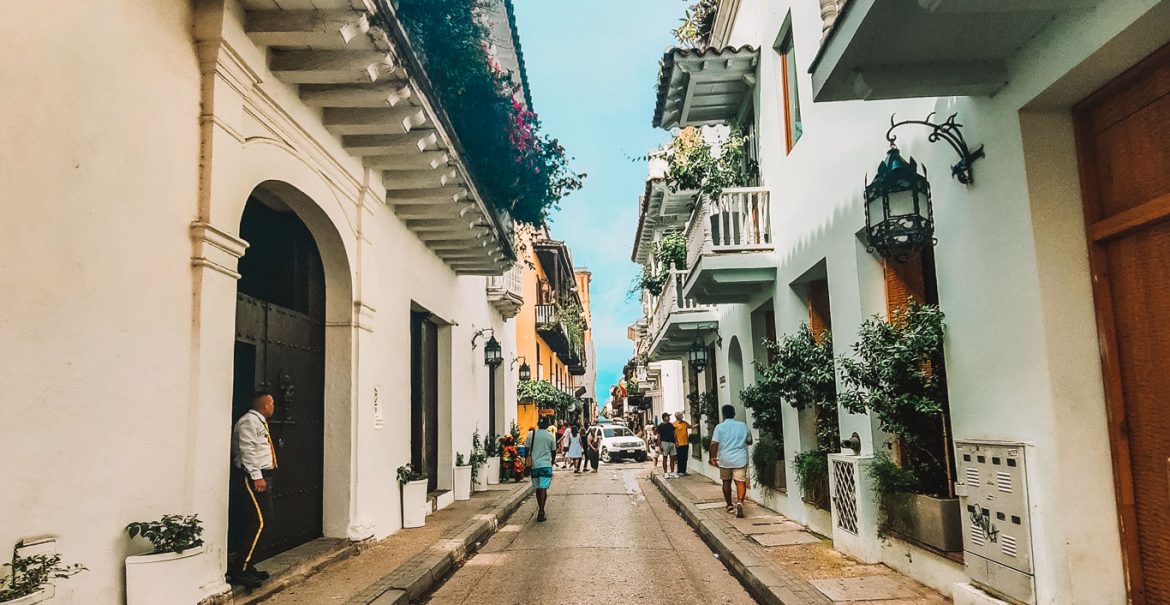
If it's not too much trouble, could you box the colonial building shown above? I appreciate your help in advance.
[632,1,1170,604]
[0,1,553,602]
[512,229,593,435]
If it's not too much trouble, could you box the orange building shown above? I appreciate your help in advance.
[513,228,590,438]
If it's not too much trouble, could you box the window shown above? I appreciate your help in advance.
[776,29,802,152]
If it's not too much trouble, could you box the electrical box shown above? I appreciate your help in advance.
[954,441,1036,605]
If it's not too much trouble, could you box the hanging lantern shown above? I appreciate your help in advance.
[864,146,935,261]
[518,360,531,382]
[688,337,708,373]
[484,336,503,367]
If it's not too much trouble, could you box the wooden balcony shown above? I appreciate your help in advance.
[645,270,717,361]
[681,187,777,305]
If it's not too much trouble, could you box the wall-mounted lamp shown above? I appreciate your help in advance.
[886,112,984,185]
[471,327,502,368]
[688,337,708,373]
[518,358,531,382]
[864,146,934,261]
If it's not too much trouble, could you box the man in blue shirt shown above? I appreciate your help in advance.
[709,404,753,518]
[526,416,558,522]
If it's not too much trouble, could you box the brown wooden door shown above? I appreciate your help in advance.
[1075,42,1170,605]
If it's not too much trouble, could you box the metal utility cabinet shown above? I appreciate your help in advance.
[954,441,1036,604]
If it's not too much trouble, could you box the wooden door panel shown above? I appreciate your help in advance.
[1092,92,1170,217]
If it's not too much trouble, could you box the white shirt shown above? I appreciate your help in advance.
[232,410,275,480]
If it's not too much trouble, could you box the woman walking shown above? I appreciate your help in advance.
[566,425,584,472]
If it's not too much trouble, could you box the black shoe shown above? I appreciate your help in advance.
[228,570,263,589]
[246,566,270,581]
[536,511,546,522]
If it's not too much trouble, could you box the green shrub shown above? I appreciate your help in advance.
[793,450,831,510]
[126,514,204,554]
[397,463,424,484]
[0,549,85,601]
[751,435,785,493]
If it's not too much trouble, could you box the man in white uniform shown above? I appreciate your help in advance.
[230,391,278,588]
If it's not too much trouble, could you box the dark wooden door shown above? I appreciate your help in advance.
[1075,41,1170,605]
[411,312,440,493]
[230,199,325,563]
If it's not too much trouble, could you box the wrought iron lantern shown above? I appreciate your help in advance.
[864,146,934,261]
[484,336,503,368]
[518,359,531,382]
[688,337,708,373]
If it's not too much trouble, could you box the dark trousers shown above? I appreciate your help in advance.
[232,469,275,573]
[677,445,689,474]
[586,448,599,470]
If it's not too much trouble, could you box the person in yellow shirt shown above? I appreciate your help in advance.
[673,411,691,477]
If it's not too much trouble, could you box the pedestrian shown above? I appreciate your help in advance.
[582,424,599,472]
[560,422,575,469]
[526,416,558,522]
[567,425,584,472]
[709,405,753,518]
[656,412,678,477]
[647,424,660,468]
[229,391,278,588]
[673,411,691,477]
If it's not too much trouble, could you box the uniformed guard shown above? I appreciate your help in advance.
[229,391,278,588]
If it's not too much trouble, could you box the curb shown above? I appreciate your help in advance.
[651,473,829,605]
[347,483,534,605]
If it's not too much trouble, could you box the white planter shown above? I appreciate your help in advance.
[401,479,429,528]
[453,465,472,501]
[485,457,501,485]
[473,461,491,491]
[1,587,53,605]
[125,545,206,605]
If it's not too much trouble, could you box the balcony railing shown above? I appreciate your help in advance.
[535,304,559,326]
[648,269,710,341]
[486,263,524,318]
[686,187,773,270]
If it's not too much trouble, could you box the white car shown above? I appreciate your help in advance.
[588,425,647,463]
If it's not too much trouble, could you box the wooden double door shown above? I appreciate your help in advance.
[1076,42,1170,604]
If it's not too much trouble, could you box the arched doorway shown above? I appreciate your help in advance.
[229,195,326,562]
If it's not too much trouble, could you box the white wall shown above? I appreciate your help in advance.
[0,1,522,602]
[704,0,1170,602]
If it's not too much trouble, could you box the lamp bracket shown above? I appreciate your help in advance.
[886,112,985,185]
[471,326,494,349]
[510,355,527,370]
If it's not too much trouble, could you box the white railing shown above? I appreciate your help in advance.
[686,187,772,270]
[535,304,558,326]
[486,263,523,298]
[648,269,709,340]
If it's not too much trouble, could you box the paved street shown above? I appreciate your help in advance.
[421,461,755,605]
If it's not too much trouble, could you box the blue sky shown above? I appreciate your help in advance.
[512,0,681,411]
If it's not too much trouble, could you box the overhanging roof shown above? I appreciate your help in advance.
[653,45,759,130]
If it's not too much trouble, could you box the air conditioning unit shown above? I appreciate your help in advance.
[954,441,1036,604]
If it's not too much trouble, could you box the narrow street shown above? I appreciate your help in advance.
[422,462,754,605]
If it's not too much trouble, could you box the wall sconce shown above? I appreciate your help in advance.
[518,358,531,382]
[864,146,934,261]
[688,337,708,373]
[886,112,984,185]
[471,327,502,367]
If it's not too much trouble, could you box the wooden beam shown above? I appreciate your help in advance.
[363,151,449,170]
[405,218,488,232]
[342,132,437,155]
[921,0,1097,12]
[269,50,403,84]
[382,169,459,191]
[299,83,412,108]
[416,230,486,242]
[393,202,474,220]
[385,186,468,205]
[245,10,371,48]
[323,107,426,135]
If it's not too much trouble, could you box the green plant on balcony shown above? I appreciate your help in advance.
[629,269,668,297]
[838,303,952,525]
[654,233,687,270]
[517,379,575,414]
[396,0,584,227]
[664,127,757,203]
[558,298,586,359]
[672,0,718,48]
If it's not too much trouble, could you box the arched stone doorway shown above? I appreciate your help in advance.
[228,193,326,562]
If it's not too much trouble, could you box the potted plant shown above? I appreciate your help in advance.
[654,233,688,271]
[0,545,85,605]
[471,431,489,492]
[750,435,786,493]
[123,514,205,605]
[484,433,501,485]
[398,464,428,528]
[839,303,962,552]
[453,452,472,501]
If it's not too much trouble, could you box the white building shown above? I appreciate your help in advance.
[632,1,1170,604]
[0,1,537,602]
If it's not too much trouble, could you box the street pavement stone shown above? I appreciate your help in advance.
[422,461,757,604]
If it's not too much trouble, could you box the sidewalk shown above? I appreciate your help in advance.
[652,472,950,605]
[251,481,532,605]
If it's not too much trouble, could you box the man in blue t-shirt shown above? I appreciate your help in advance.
[526,416,558,522]
[709,404,753,518]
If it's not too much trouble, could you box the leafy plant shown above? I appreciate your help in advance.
[558,298,586,359]
[739,380,784,445]
[397,463,424,484]
[839,303,951,498]
[396,0,584,226]
[485,433,500,457]
[793,450,831,509]
[751,435,785,493]
[766,325,837,412]
[664,127,757,203]
[867,452,923,537]
[689,432,703,454]
[126,514,204,554]
[509,420,521,444]
[470,430,488,483]
[701,435,712,454]
[672,0,719,48]
[455,452,466,467]
[517,380,575,413]
[654,233,687,270]
[0,547,85,601]
[630,269,668,297]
